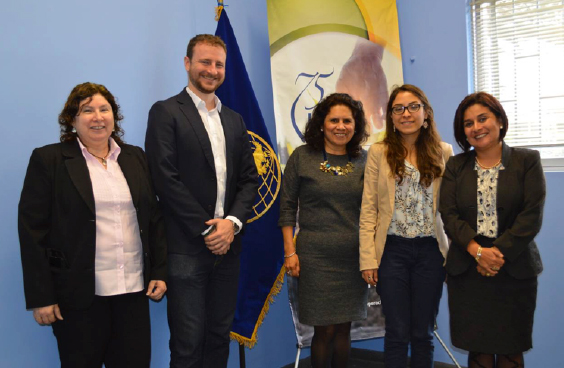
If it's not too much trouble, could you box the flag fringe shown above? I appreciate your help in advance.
[230,266,286,348]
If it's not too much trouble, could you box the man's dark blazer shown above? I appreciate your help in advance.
[18,140,167,310]
[439,142,545,279]
[144,89,258,255]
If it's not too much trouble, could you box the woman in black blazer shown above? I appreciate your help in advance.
[440,92,545,368]
[18,82,167,368]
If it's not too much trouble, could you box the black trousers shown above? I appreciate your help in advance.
[167,250,240,368]
[52,291,151,368]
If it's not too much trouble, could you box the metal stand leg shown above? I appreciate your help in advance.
[434,331,462,368]
[293,346,302,368]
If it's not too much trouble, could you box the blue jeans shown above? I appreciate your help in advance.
[167,250,240,368]
[377,235,446,368]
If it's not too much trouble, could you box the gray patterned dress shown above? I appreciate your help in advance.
[279,145,368,326]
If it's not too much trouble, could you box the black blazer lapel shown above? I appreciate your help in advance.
[497,142,513,189]
[118,147,140,208]
[176,89,216,170]
[496,142,513,228]
[462,152,479,229]
[62,141,95,214]
[220,110,235,187]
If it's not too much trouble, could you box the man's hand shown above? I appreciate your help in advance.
[204,218,235,255]
[33,304,63,326]
[146,280,167,301]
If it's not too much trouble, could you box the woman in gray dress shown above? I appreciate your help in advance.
[279,93,369,368]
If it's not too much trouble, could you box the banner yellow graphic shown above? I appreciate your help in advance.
[267,0,403,164]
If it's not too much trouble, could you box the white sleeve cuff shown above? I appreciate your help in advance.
[201,225,215,236]
[225,215,243,235]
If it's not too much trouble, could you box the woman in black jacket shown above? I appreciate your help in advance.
[18,82,167,368]
[440,92,545,368]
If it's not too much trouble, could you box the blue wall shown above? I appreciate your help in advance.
[1,1,561,367]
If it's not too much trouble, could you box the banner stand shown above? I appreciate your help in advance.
[293,345,301,368]
[434,330,462,368]
[289,329,462,367]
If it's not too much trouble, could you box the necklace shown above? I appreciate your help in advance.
[320,150,354,176]
[475,157,501,170]
[88,143,111,167]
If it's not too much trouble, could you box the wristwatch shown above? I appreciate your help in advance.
[231,220,240,233]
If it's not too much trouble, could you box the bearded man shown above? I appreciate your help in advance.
[145,34,257,368]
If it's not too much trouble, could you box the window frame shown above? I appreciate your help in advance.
[467,0,564,172]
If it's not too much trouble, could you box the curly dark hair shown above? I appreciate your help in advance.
[59,82,124,144]
[302,93,369,158]
[186,34,227,59]
[383,84,444,187]
[453,91,508,152]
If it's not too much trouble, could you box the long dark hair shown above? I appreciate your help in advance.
[302,93,369,158]
[383,84,443,187]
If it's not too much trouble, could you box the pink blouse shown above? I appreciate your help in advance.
[78,138,144,296]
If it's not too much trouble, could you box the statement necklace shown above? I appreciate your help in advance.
[320,150,354,176]
[475,157,502,170]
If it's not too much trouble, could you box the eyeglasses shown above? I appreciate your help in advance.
[391,103,425,115]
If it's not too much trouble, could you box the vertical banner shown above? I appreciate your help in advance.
[215,9,285,348]
[268,0,403,164]
[267,0,404,346]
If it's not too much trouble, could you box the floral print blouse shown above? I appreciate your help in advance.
[388,161,435,238]
[475,161,505,238]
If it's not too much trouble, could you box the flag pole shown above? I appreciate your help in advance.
[239,344,246,368]
[215,0,225,21]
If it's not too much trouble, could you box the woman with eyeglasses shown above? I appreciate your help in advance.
[359,84,452,367]
[440,92,545,368]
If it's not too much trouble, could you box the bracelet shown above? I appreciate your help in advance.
[284,251,296,258]
[475,246,483,262]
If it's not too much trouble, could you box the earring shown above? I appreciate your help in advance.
[320,128,323,132]
[423,121,429,129]
[72,127,76,133]
[500,125,503,130]
[393,125,396,133]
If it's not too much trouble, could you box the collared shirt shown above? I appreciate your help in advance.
[475,161,505,237]
[388,160,435,238]
[78,138,144,296]
[186,87,242,233]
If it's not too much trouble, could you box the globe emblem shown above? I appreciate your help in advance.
[247,131,281,223]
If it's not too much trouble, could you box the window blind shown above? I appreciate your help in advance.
[469,0,564,160]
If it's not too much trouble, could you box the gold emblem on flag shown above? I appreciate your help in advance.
[247,131,281,223]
